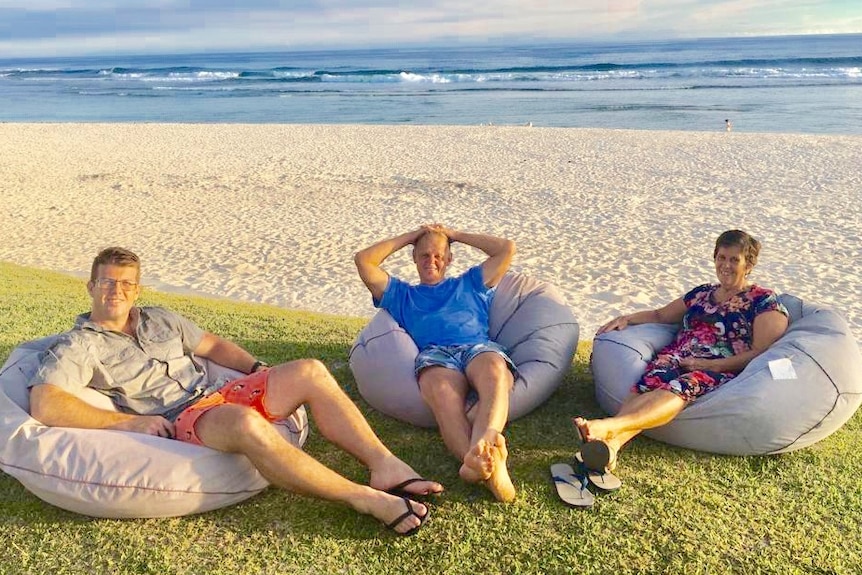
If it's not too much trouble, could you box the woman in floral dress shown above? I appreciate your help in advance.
[575,230,789,471]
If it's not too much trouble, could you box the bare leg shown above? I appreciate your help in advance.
[463,353,516,502]
[574,389,686,469]
[263,359,442,496]
[196,404,427,534]
[418,366,473,462]
[417,366,499,491]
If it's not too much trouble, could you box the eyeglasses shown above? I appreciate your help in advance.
[93,278,139,291]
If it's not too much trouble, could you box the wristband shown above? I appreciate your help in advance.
[250,360,269,373]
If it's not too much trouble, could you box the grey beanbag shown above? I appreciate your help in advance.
[0,334,309,518]
[349,272,580,427]
[591,294,862,455]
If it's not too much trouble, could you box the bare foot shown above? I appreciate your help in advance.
[459,439,493,483]
[484,433,516,503]
[573,416,614,443]
[369,454,443,496]
[574,417,621,471]
[606,445,619,471]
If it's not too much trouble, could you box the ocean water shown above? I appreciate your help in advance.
[1,34,861,134]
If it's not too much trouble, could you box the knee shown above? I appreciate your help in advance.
[206,405,278,450]
[419,377,463,408]
[274,358,336,388]
[472,357,514,392]
[232,406,271,435]
[297,358,332,381]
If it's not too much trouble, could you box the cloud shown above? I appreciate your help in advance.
[0,0,859,57]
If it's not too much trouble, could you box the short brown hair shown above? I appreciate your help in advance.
[414,230,452,251]
[713,230,761,268]
[90,247,141,281]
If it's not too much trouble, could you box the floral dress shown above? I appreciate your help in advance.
[633,283,788,401]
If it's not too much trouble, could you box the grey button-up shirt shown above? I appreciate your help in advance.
[29,306,213,419]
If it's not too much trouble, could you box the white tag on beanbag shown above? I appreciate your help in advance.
[768,358,797,380]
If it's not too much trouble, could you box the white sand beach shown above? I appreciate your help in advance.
[1,124,860,342]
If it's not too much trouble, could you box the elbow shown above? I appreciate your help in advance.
[353,250,367,271]
[29,384,68,426]
[28,385,52,424]
[503,239,516,261]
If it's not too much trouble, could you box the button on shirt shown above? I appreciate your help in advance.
[29,306,211,418]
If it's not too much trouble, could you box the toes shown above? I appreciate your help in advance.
[386,498,427,535]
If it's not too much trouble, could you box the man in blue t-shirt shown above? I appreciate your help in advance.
[355,224,518,502]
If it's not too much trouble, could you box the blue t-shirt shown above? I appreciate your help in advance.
[375,265,494,350]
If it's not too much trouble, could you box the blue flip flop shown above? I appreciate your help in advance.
[575,452,622,491]
[550,463,595,507]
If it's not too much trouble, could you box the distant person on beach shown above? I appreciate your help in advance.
[725,119,733,131]
[575,230,788,472]
[28,247,441,535]
[355,224,518,502]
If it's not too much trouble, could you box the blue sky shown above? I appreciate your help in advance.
[1,1,860,57]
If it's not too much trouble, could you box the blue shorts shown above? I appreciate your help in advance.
[414,341,518,378]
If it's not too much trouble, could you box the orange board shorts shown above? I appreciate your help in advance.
[174,369,277,445]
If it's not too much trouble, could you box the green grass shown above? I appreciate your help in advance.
[1,260,860,575]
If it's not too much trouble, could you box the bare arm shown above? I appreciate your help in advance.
[194,332,261,374]
[444,228,515,288]
[679,309,789,374]
[596,297,687,334]
[29,384,174,437]
[354,228,425,301]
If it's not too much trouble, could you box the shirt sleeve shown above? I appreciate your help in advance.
[683,284,712,307]
[372,274,392,308]
[27,334,95,392]
[376,275,407,327]
[752,288,789,318]
[466,265,490,294]
[173,311,205,353]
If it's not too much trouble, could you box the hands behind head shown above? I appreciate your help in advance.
[414,223,455,243]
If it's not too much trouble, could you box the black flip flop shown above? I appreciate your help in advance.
[574,420,612,472]
[384,477,441,500]
[386,497,429,536]
[579,439,612,472]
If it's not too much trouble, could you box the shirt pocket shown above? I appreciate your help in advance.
[143,324,187,362]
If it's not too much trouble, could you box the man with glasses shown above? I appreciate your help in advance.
[28,247,440,534]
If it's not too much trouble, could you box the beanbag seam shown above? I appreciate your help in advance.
[591,338,650,361]
[489,290,534,341]
[0,459,263,496]
[515,359,561,372]
[347,327,409,362]
[776,340,862,453]
[504,321,580,352]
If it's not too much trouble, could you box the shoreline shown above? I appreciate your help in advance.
[1,123,860,342]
